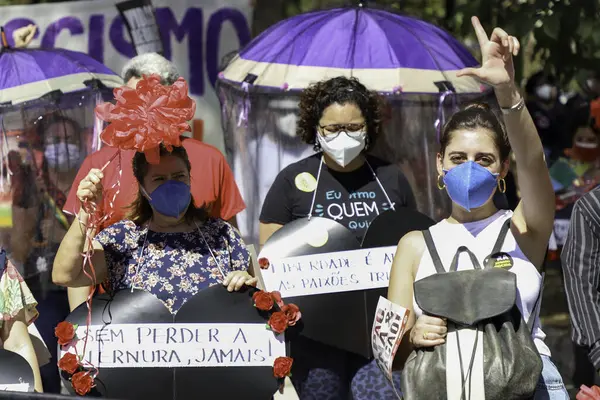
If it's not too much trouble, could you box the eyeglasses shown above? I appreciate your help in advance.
[318,123,366,141]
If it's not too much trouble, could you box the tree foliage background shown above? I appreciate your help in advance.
[252,0,600,87]
[1,0,598,86]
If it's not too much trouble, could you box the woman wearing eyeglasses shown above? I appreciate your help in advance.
[260,76,416,246]
[259,76,416,399]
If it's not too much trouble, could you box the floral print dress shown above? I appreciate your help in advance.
[0,260,38,347]
[95,218,250,314]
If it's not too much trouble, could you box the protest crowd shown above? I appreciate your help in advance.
[1,2,600,400]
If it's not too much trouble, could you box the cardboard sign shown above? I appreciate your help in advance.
[371,296,408,398]
[261,246,397,297]
[60,323,285,368]
[553,219,570,247]
[0,349,34,393]
[59,288,288,399]
[117,0,164,55]
[0,383,29,392]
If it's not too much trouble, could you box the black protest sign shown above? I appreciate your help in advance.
[0,349,34,392]
[116,0,163,55]
[258,210,435,358]
[59,286,290,399]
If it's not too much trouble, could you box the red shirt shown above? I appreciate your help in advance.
[63,138,245,230]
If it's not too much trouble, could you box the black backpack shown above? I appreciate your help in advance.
[401,220,543,400]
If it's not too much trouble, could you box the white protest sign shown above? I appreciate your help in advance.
[0,383,29,392]
[0,0,253,151]
[61,323,285,368]
[371,296,408,398]
[553,219,570,247]
[259,246,397,297]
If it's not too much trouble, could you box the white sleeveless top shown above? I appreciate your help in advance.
[413,209,550,357]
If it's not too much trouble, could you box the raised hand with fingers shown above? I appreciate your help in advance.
[456,16,520,89]
[76,169,103,206]
[13,24,37,48]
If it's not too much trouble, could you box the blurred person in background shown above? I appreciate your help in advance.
[551,123,600,215]
[9,115,82,278]
[63,53,245,313]
[525,71,568,163]
[562,184,600,388]
[552,120,600,388]
[234,98,314,245]
[565,70,600,130]
[6,113,82,394]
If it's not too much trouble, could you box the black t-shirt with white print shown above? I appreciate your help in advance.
[260,153,417,242]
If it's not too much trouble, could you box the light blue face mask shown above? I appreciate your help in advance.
[443,161,499,212]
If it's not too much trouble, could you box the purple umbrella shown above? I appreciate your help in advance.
[221,6,483,94]
[0,38,122,106]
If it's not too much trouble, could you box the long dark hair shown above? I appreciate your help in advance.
[126,145,208,225]
[440,103,511,162]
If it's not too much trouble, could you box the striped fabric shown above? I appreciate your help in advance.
[561,186,600,370]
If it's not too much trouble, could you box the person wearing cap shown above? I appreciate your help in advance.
[63,53,245,311]
[525,71,567,163]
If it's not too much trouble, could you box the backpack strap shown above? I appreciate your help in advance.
[527,272,545,333]
[422,229,446,274]
[492,219,512,254]
[449,246,482,272]
[483,219,512,269]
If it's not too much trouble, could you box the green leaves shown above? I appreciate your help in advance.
[541,13,560,40]
[251,0,600,86]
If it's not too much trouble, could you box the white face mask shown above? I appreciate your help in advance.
[575,140,598,149]
[317,131,366,167]
[275,113,298,138]
[44,143,81,170]
[535,84,554,101]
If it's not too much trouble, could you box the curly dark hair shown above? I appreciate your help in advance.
[297,76,385,150]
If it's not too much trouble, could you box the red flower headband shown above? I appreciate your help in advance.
[94,74,196,164]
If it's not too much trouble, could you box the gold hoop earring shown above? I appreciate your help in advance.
[437,175,445,190]
[498,178,506,194]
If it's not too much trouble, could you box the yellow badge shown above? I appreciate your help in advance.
[485,252,514,270]
[306,229,329,248]
[295,172,317,193]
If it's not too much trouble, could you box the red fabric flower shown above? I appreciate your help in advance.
[270,291,284,308]
[95,74,196,164]
[268,311,289,334]
[58,353,80,374]
[258,257,270,269]
[252,291,274,311]
[55,321,75,346]
[577,385,600,400]
[281,303,301,326]
[273,357,293,378]
[71,371,94,396]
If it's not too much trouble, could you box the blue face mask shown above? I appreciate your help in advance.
[144,180,191,218]
[443,161,499,212]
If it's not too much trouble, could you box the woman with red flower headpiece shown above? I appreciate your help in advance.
[51,76,257,314]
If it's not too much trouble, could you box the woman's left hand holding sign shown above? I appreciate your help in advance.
[223,271,258,292]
